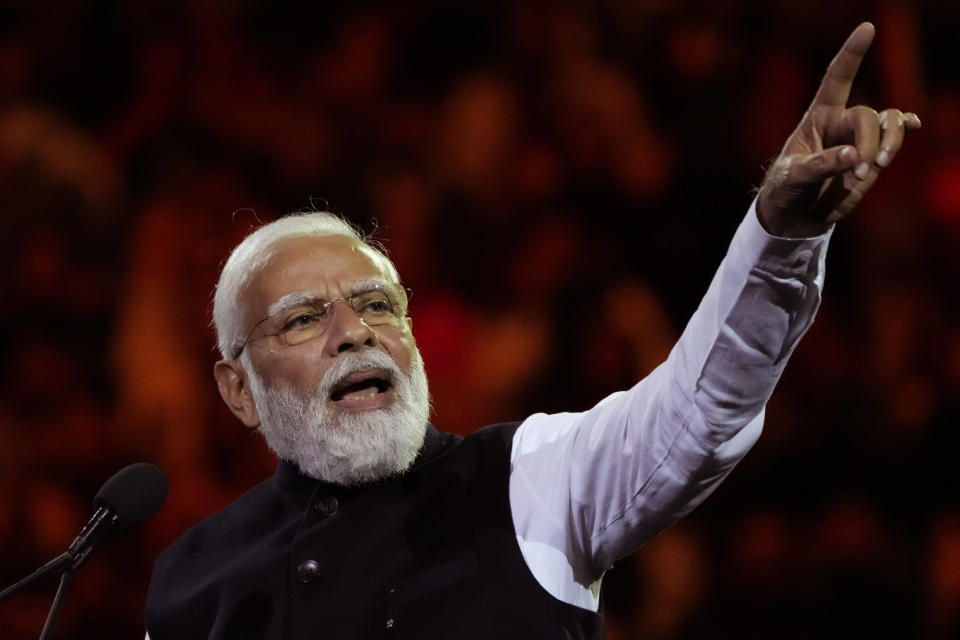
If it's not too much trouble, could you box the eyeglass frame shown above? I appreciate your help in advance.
[232,281,411,359]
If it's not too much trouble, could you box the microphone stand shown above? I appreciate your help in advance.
[0,508,116,638]
[0,551,77,639]
[38,568,75,640]
[0,551,72,603]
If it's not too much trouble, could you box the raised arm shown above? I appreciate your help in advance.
[507,22,919,611]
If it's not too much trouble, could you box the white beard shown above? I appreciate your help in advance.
[245,348,430,485]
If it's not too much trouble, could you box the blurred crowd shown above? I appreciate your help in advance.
[0,1,957,638]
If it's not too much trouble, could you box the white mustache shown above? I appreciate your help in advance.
[318,350,404,400]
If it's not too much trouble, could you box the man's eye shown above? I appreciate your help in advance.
[361,300,393,313]
[282,312,320,332]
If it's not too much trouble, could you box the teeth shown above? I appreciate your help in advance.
[342,387,378,401]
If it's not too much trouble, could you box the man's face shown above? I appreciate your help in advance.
[241,234,416,402]
[229,234,429,485]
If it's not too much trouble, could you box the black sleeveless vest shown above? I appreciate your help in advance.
[145,423,605,639]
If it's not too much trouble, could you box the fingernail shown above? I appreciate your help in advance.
[879,112,889,130]
[876,150,891,167]
[855,162,870,180]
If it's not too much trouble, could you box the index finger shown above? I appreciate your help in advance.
[811,22,876,108]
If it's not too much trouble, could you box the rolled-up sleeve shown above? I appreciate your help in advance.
[509,199,833,610]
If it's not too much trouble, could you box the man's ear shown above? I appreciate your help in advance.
[213,359,260,428]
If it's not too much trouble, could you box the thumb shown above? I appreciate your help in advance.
[789,145,859,185]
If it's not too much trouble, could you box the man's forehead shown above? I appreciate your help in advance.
[244,234,400,315]
[265,234,395,277]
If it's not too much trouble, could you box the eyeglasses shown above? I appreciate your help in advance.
[234,284,409,358]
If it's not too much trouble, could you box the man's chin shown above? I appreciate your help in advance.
[283,404,427,485]
[249,346,431,485]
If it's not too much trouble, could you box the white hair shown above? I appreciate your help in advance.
[213,212,399,359]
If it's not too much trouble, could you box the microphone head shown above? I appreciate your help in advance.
[94,462,168,529]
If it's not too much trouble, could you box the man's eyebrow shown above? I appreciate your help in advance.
[265,280,395,316]
[266,292,321,316]
[350,279,392,294]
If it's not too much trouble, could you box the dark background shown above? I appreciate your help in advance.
[1,1,958,638]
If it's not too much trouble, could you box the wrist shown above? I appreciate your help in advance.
[756,192,833,239]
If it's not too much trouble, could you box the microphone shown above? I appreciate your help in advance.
[67,462,168,568]
[0,462,168,604]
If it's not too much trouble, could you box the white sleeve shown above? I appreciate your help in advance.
[509,199,833,611]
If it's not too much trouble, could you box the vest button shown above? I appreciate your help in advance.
[296,560,321,583]
[314,495,339,517]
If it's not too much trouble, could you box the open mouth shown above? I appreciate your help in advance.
[330,368,393,403]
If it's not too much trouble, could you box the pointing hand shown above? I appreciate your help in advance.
[757,22,921,237]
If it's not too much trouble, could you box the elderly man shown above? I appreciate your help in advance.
[145,23,918,639]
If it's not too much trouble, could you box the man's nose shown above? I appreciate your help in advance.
[324,300,378,355]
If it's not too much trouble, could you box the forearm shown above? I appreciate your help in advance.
[675,197,832,443]
[509,198,833,602]
[588,198,832,559]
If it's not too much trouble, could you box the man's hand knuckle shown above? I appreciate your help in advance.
[848,105,877,121]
